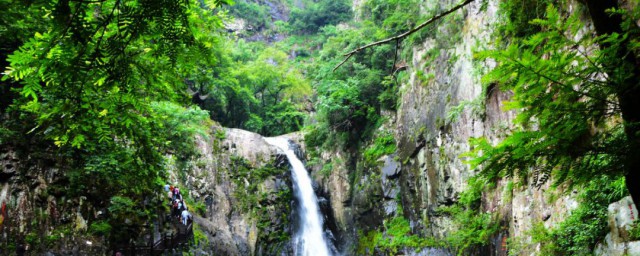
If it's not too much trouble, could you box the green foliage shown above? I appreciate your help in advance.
[150,102,211,159]
[446,97,484,124]
[363,0,421,36]
[195,43,311,136]
[45,233,62,247]
[470,4,634,189]
[228,156,292,251]
[305,22,399,149]
[304,124,330,148]
[497,0,557,39]
[192,200,208,217]
[25,232,38,246]
[192,223,210,247]
[507,221,556,255]
[214,128,226,140]
[319,162,334,177]
[357,215,441,255]
[229,156,290,216]
[226,0,270,31]
[89,221,112,236]
[378,216,440,252]
[629,220,640,241]
[0,0,232,244]
[378,75,400,110]
[510,175,627,255]
[437,177,500,254]
[0,125,16,145]
[301,0,472,152]
[363,132,397,165]
[551,176,626,254]
[415,70,435,86]
[108,196,150,224]
[289,0,352,34]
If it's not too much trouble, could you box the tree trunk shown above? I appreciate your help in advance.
[585,0,640,206]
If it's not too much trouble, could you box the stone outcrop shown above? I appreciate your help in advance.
[595,196,640,256]
[166,126,294,256]
[0,146,108,255]
[0,125,295,255]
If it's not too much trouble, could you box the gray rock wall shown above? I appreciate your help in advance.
[0,147,108,255]
[0,125,293,255]
[312,0,618,255]
[167,126,294,256]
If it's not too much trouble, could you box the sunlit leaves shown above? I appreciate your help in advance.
[195,43,311,136]
[1,0,231,242]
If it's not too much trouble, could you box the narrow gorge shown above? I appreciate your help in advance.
[1,0,640,255]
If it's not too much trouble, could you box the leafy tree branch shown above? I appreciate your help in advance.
[333,0,476,71]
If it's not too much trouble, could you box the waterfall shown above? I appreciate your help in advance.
[265,137,332,256]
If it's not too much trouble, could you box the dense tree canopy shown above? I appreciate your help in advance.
[1,0,230,246]
[472,1,640,205]
[3,0,640,253]
[289,0,353,34]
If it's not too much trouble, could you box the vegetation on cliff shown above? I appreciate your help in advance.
[0,0,233,249]
[304,0,640,254]
[2,0,640,254]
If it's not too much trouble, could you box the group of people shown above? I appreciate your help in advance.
[164,185,192,226]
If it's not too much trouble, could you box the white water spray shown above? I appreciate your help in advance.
[265,137,331,256]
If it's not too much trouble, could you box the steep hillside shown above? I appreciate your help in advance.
[300,0,640,255]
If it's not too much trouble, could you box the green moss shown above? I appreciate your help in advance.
[502,180,514,203]
[356,229,383,255]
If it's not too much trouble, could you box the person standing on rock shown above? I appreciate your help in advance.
[181,209,191,225]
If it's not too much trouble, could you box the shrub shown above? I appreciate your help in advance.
[363,132,397,165]
[90,221,112,236]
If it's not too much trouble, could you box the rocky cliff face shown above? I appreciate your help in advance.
[310,0,639,255]
[163,127,297,256]
[0,125,296,255]
[596,196,640,255]
[0,146,109,255]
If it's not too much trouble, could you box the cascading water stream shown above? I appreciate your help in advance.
[265,137,332,256]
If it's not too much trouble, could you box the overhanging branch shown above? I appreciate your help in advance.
[333,0,476,72]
